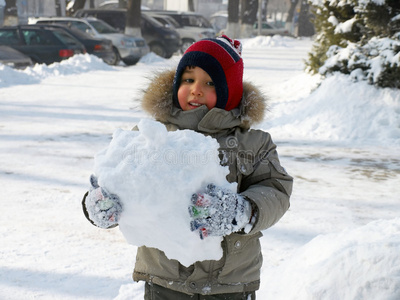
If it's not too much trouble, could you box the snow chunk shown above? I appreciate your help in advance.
[328,15,338,26]
[93,119,236,266]
[334,18,356,34]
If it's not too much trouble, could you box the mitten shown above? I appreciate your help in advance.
[189,184,252,239]
[83,175,122,229]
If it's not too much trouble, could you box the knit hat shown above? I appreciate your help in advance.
[172,35,244,111]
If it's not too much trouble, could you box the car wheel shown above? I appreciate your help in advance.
[181,39,195,53]
[149,43,167,58]
[106,47,120,65]
[122,57,140,66]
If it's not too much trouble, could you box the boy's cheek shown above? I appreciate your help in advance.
[177,88,189,110]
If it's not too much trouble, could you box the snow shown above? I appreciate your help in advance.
[1,35,399,299]
[263,218,400,299]
[334,18,356,34]
[94,119,234,266]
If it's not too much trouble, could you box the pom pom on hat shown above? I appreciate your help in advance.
[173,35,244,111]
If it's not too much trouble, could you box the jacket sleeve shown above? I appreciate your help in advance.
[239,131,293,234]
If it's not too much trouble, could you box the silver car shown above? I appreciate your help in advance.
[0,45,33,69]
[29,17,149,65]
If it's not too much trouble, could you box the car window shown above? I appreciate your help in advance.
[153,16,169,27]
[69,21,95,35]
[182,15,212,28]
[87,20,119,33]
[154,15,180,28]
[21,29,57,46]
[143,14,163,28]
[0,29,20,45]
[52,30,81,46]
[165,16,181,28]
[96,12,126,31]
[254,23,273,29]
[66,27,90,39]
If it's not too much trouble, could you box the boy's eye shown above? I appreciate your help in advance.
[183,78,194,83]
[207,81,215,87]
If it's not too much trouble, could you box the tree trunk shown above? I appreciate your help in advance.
[241,0,258,38]
[188,0,195,12]
[119,0,127,8]
[226,0,240,38]
[286,0,299,23]
[69,0,86,16]
[261,0,268,22]
[55,0,62,16]
[125,0,142,37]
[285,0,299,35]
[3,0,18,26]
[298,0,314,37]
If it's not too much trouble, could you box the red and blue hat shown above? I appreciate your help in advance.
[172,35,244,111]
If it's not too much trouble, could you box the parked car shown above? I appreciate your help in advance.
[37,24,118,65]
[0,45,33,69]
[29,17,149,66]
[73,9,181,59]
[253,22,291,36]
[0,24,86,65]
[147,10,216,53]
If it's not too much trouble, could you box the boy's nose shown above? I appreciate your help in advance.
[191,83,203,96]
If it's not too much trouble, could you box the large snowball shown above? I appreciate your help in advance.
[94,119,236,266]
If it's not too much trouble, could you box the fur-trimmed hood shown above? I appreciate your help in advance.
[141,69,268,130]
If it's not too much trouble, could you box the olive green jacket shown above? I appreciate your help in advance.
[131,70,293,295]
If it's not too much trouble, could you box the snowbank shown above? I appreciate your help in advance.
[262,218,400,300]
[241,35,292,48]
[0,54,114,88]
[264,73,400,147]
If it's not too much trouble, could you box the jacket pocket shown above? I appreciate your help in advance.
[217,232,263,284]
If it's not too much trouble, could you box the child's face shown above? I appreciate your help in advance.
[177,66,217,111]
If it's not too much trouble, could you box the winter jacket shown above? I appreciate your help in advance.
[131,70,293,295]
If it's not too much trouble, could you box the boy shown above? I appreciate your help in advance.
[83,35,293,299]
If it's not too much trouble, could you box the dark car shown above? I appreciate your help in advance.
[30,17,149,66]
[36,24,118,65]
[0,25,86,65]
[145,11,216,53]
[74,9,181,58]
[0,45,33,69]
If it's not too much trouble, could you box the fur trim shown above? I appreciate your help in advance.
[141,69,268,127]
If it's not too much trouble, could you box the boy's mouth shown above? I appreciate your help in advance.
[189,102,203,107]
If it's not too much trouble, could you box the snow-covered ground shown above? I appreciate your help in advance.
[1,36,399,300]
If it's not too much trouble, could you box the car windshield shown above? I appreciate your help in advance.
[88,20,119,33]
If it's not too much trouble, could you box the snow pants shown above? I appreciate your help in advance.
[144,283,256,299]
